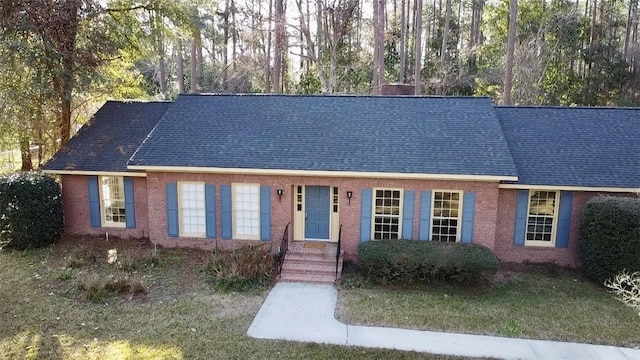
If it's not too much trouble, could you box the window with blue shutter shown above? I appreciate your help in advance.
[556,192,573,248]
[418,191,432,241]
[260,186,271,241]
[166,183,179,237]
[220,185,232,239]
[513,190,529,246]
[360,189,372,242]
[123,177,136,229]
[205,184,216,238]
[402,190,415,239]
[88,176,101,227]
[461,192,475,244]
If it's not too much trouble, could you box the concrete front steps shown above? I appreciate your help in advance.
[279,241,344,284]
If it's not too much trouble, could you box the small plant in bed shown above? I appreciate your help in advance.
[203,244,276,292]
[357,240,499,285]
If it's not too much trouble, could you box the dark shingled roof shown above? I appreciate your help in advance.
[496,106,640,188]
[43,101,170,172]
[128,94,519,177]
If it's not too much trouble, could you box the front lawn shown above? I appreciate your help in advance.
[0,236,469,359]
[336,264,640,347]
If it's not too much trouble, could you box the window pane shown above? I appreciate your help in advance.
[431,191,462,242]
[526,191,557,243]
[101,176,126,225]
[180,183,205,235]
[234,184,260,238]
[372,189,402,240]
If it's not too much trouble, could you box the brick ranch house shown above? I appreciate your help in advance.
[42,94,639,281]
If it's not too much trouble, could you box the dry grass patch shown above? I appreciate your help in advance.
[0,235,481,359]
[337,264,640,347]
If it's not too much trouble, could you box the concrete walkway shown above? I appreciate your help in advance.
[247,282,640,360]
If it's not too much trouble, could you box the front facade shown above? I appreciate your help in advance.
[44,95,640,268]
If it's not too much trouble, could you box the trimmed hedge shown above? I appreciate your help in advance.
[358,240,499,284]
[579,196,640,283]
[0,172,64,250]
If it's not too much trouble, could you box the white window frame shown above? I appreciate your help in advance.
[430,190,463,242]
[178,181,206,238]
[99,176,126,228]
[371,188,404,240]
[525,190,559,247]
[232,183,261,240]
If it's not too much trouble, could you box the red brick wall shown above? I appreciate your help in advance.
[146,172,501,261]
[60,175,149,239]
[494,189,605,267]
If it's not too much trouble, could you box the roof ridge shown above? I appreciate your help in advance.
[176,93,491,100]
[496,105,640,110]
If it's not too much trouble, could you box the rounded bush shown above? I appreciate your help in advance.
[578,196,640,283]
[357,240,499,284]
[0,172,64,249]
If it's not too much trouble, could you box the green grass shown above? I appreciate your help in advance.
[0,236,474,360]
[336,264,640,347]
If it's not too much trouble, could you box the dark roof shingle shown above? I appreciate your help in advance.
[43,101,170,172]
[129,94,518,177]
[496,106,640,188]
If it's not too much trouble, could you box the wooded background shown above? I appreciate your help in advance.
[0,0,638,170]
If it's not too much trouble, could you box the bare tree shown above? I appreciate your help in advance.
[414,0,423,94]
[373,0,387,93]
[274,0,284,93]
[437,0,451,94]
[176,38,185,93]
[503,0,518,105]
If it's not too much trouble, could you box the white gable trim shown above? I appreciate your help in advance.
[499,183,639,193]
[126,165,518,182]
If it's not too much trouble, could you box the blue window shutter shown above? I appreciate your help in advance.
[461,192,476,244]
[360,189,372,242]
[513,190,529,246]
[124,177,136,229]
[418,191,432,241]
[260,186,271,241]
[556,191,573,248]
[205,184,216,239]
[88,176,101,227]
[221,185,232,239]
[402,190,415,239]
[166,183,178,237]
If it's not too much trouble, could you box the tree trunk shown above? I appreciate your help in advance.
[190,38,197,93]
[266,0,273,92]
[373,0,386,93]
[222,0,230,88]
[503,0,518,105]
[273,0,284,93]
[20,137,33,171]
[398,0,407,83]
[414,0,423,94]
[438,0,451,95]
[177,38,185,93]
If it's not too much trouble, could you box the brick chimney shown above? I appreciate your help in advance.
[380,83,415,95]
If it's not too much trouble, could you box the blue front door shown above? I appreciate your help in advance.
[305,186,330,240]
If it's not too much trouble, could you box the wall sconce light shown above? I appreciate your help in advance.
[346,191,353,205]
[277,188,284,203]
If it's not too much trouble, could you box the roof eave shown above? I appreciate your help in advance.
[126,165,518,182]
[42,169,147,177]
[498,183,639,193]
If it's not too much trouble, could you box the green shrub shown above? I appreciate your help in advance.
[357,240,499,285]
[0,172,63,250]
[579,196,640,283]
[203,245,275,292]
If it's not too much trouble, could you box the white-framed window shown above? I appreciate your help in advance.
[233,183,260,240]
[526,190,559,247]
[178,182,206,237]
[372,188,403,240]
[431,190,462,242]
[99,176,126,228]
